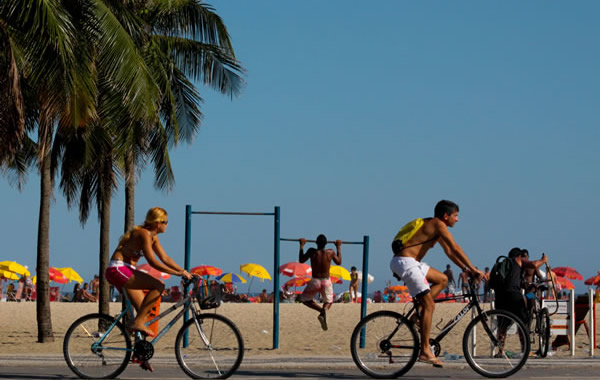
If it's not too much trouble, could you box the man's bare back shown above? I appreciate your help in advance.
[305,248,337,278]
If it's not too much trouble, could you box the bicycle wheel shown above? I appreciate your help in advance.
[63,313,131,379]
[175,313,244,379]
[463,310,530,378]
[350,310,419,379]
[537,308,550,358]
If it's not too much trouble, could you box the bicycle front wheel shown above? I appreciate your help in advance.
[537,308,550,358]
[175,313,244,379]
[463,310,530,378]
[63,313,131,379]
[350,310,419,379]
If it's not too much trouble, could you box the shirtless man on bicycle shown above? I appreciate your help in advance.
[390,200,483,368]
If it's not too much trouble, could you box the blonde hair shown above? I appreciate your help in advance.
[118,207,168,244]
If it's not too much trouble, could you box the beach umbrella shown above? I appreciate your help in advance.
[240,263,271,296]
[329,265,351,281]
[552,267,583,280]
[584,271,600,287]
[0,261,30,276]
[330,276,343,284]
[285,276,311,288]
[240,263,271,281]
[385,285,408,294]
[55,267,84,283]
[279,262,312,277]
[216,272,247,284]
[137,264,171,280]
[0,269,19,281]
[357,271,375,284]
[191,265,222,277]
[553,276,575,290]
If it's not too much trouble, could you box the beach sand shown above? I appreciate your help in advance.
[0,301,596,358]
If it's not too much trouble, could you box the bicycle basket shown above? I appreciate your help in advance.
[195,279,224,309]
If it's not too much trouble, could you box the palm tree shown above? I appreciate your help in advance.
[2,0,158,342]
[61,0,245,316]
[118,0,245,232]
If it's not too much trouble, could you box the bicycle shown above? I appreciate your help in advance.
[525,260,559,358]
[350,273,530,378]
[63,276,244,379]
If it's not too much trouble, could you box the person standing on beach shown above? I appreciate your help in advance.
[458,267,470,297]
[90,275,99,298]
[298,235,342,331]
[349,266,359,303]
[390,200,483,368]
[443,264,456,295]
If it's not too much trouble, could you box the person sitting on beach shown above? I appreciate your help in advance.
[75,282,97,302]
[349,266,359,303]
[258,289,269,303]
[298,235,342,331]
[390,200,483,368]
[105,207,193,336]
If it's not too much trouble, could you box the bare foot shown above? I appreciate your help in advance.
[129,323,155,337]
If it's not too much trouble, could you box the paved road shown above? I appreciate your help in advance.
[1,365,600,379]
[2,360,600,380]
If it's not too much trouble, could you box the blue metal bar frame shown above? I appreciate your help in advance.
[184,205,280,349]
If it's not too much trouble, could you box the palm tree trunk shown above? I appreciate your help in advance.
[36,128,54,342]
[99,159,112,316]
[124,154,135,232]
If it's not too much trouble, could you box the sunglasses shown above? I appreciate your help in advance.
[159,220,169,224]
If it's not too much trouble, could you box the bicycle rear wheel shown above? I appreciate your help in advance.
[63,313,131,379]
[350,310,419,379]
[463,310,530,378]
[175,313,244,379]
[537,308,550,358]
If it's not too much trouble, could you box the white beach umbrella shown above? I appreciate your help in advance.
[357,271,375,284]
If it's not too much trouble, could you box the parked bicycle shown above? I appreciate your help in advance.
[63,276,244,379]
[350,273,530,378]
[526,261,559,358]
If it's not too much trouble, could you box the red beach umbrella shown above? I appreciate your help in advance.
[552,267,583,280]
[584,271,600,286]
[191,265,222,277]
[279,262,312,277]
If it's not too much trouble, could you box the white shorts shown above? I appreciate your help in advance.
[389,256,431,297]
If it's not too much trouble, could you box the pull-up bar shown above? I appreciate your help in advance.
[279,235,370,347]
[280,238,364,245]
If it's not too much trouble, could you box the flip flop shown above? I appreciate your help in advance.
[418,357,444,368]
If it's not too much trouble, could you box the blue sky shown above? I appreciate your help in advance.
[1,1,599,295]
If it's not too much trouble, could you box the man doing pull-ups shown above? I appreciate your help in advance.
[299,235,342,331]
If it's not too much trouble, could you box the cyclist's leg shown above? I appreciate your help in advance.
[416,291,442,364]
[426,267,448,300]
[123,270,165,334]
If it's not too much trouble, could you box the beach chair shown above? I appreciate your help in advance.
[551,297,590,350]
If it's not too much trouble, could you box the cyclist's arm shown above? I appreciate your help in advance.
[139,232,187,277]
[437,221,478,273]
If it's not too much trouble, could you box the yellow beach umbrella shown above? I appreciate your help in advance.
[0,261,30,277]
[0,269,20,281]
[56,267,84,283]
[329,265,351,281]
[240,263,272,282]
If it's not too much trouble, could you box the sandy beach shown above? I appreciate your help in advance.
[0,301,597,359]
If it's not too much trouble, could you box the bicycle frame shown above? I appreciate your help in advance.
[91,288,200,353]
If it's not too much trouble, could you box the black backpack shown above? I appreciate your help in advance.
[488,255,513,291]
